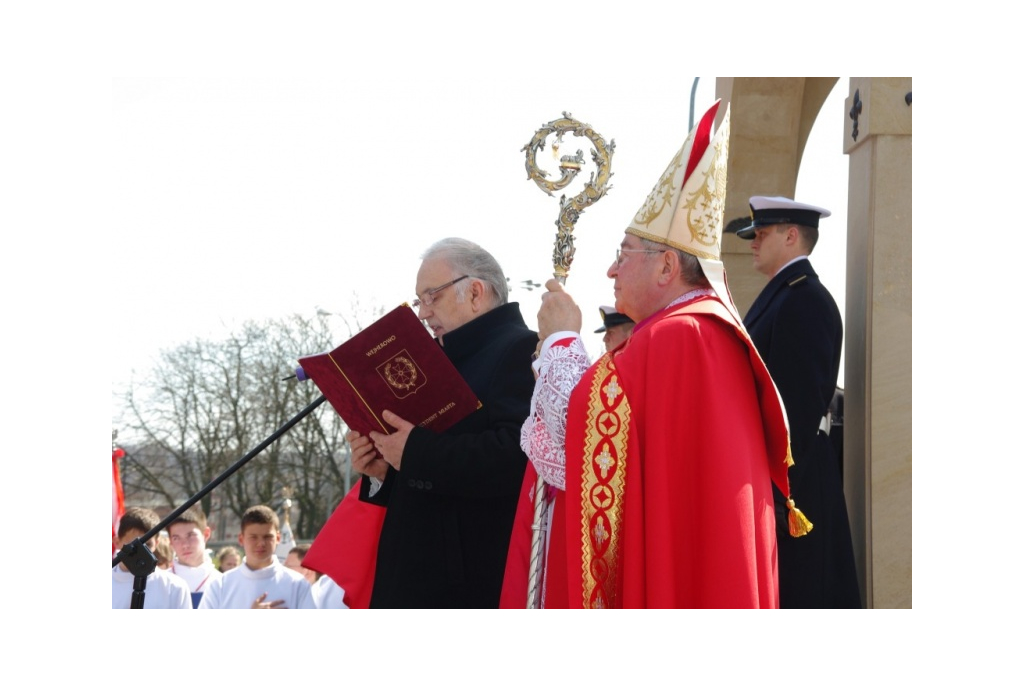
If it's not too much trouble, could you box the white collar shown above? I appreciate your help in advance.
[239,555,280,579]
[772,255,809,278]
[666,287,715,310]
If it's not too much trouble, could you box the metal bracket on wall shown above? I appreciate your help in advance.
[849,89,863,142]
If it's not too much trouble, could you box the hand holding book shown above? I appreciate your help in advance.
[346,429,388,479]
[367,409,414,471]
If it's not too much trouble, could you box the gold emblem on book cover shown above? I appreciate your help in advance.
[376,349,427,398]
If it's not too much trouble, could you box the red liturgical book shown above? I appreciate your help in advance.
[298,304,481,435]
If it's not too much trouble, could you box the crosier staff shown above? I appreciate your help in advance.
[521,112,614,608]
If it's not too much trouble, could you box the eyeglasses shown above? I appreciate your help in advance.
[615,248,666,266]
[412,275,469,309]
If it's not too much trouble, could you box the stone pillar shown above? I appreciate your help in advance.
[842,77,912,608]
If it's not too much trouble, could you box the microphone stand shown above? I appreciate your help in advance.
[112,394,327,608]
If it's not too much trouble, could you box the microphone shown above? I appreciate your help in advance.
[281,366,310,382]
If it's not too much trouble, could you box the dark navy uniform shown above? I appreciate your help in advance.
[743,258,861,608]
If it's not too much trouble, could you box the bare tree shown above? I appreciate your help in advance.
[118,309,379,537]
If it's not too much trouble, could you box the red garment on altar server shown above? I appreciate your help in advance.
[509,296,786,609]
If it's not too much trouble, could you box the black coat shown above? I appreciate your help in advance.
[361,303,537,608]
[744,259,861,608]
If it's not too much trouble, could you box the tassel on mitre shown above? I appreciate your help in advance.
[787,499,813,537]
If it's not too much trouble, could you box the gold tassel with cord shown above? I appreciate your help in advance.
[787,499,813,537]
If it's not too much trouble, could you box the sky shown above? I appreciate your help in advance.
[111,76,851,403]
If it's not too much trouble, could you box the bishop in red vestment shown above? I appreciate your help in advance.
[504,101,808,609]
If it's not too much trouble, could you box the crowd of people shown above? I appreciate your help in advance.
[113,100,860,609]
[112,504,344,609]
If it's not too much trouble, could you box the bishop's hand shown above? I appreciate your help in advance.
[537,278,582,341]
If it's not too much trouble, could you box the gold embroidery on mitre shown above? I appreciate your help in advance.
[681,133,729,249]
[626,105,731,263]
[580,353,630,608]
[632,146,686,228]
[624,226,720,261]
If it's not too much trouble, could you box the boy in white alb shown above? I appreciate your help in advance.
[113,507,192,610]
[198,505,315,609]
[168,504,221,607]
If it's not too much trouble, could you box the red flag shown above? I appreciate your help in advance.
[303,482,385,609]
[112,447,126,555]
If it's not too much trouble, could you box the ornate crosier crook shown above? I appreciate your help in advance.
[521,113,614,608]
[522,112,615,284]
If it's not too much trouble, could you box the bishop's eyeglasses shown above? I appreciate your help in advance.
[614,248,666,266]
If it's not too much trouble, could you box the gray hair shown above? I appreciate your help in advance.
[640,238,709,288]
[421,237,509,306]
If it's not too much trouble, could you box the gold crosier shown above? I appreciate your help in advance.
[522,113,614,608]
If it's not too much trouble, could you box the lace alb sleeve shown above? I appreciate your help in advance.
[520,334,591,490]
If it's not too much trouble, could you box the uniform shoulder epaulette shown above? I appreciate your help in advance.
[786,274,809,287]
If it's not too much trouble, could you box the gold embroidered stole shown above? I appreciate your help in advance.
[580,352,631,609]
